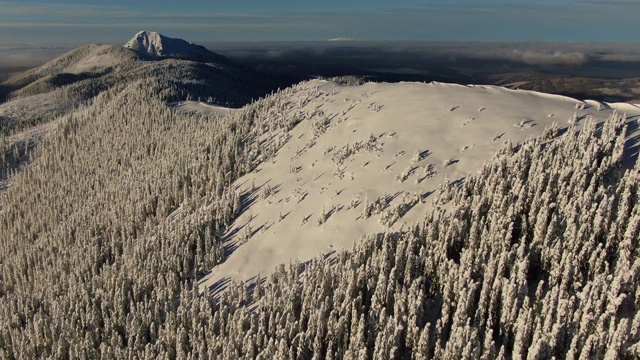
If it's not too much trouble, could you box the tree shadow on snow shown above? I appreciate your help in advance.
[419,149,431,160]
[223,240,241,259]
[208,277,231,298]
[238,188,259,216]
[451,177,466,188]
[623,115,640,168]
[386,191,403,204]
[251,222,268,237]
[421,190,435,201]
[297,250,337,274]
[624,135,640,169]
[237,179,283,215]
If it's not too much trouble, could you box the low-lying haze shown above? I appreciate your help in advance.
[2,41,640,103]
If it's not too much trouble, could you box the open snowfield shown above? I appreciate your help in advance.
[199,79,640,292]
[168,101,237,116]
[0,92,64,120]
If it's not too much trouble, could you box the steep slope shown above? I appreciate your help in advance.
[1,73,639,358]
[124,31,230,64]
[202,111,640,359]
[198,79,640,292]
[1,44,135,95]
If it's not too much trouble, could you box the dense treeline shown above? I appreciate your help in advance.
[0,78,305,358]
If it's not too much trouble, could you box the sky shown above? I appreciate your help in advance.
[0,0,638,46]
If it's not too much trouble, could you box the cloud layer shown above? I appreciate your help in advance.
[0,45,71,71]
[507,50,589,66]
[0,0,639,44]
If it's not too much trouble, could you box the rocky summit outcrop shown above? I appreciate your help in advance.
[124,31,230,63]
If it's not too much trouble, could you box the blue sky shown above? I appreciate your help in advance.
[0,0,638,45]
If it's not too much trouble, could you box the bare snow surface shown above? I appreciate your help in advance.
[168,101,237,116]
[199,80,640,293]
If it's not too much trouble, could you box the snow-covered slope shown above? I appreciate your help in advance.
[124,31,229,63]
[169,100,238,116]
[199,79,640,292]
[1,32,293,134]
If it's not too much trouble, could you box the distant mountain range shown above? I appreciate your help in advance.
[0,31,295,135]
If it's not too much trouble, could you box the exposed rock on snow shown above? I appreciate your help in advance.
[124,31,230,63]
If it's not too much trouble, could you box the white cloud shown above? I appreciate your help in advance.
[507,49,589,66]
[0,45,71,69]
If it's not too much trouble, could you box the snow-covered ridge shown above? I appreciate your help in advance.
[198,79,640,291]
[124,31,228,63]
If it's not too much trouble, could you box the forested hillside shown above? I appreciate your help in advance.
[0,69,638,358]
[0,41,292,136]
[0,78,306,358]
[208,112,639,359]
